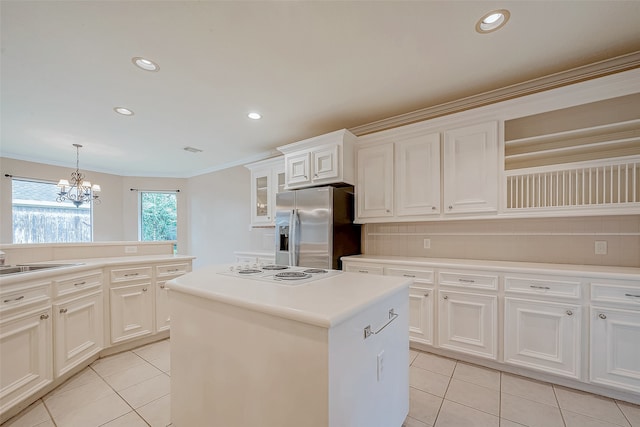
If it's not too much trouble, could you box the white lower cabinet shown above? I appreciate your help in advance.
[438,289,497,360]
[504,297,581,379]
[110,282,154,344]
[408,286,434,345]
[0,306,52,414]
[53,290,103,377]
[589,280,640,393]
[156,280,171,332]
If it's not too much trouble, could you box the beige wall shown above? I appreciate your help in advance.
[363,215,640,268]
[0,158,189,254]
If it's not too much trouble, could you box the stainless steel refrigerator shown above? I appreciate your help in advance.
[275,185,361,269]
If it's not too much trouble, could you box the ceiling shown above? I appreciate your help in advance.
[1,1,640,178]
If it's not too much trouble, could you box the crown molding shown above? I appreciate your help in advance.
[349,51,640,137]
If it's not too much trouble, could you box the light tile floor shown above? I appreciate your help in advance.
[4,342,639,426]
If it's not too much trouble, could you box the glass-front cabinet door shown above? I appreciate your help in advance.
[246,156,285,227]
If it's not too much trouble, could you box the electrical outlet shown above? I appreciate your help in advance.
[377,350,385,382]
[595,240,608,255]
[423,238,431,249]
[124,246,138,254]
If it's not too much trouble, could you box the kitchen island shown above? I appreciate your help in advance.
[168,265,411,427]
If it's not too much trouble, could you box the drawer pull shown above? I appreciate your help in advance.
[3,295,25,303]
[160,284,165,289]
[458,278,475,283]
[566,310,573,316]
[530,285,551,290]
[142,288,148,292]
[424,292,430,297]
[403,274,416,278]
[364,309,398,339]
[358,270,369,274]
[60,308,68,314]
[124,273,139,277]
[167,269,179,273]
[443,295,449,300]
[40,314,49,320]
[74,281,87,287]
[624,293,640,298]
[599,313,607,320]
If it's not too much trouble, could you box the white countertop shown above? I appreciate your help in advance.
[168,264,411,328]
[0,254,195,287]
[342,255,640,281]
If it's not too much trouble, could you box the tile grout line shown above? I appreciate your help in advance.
[614,400,634,427]
[40,398,58,427]
[551,385,568,427]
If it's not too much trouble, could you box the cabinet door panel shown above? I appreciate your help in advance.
[590,306,640,393]
[54,291,103,377]
[110,283,153,344]
[286,152,311,187]
[312,145,339,182]
[409,287,433,345]
[357,144,394,218]
[438,290,497,359]
[0,307,52,413]
[251,169,272,225]
[156,281,171,332]
[396,133,440,216]
[505,298,580,379]
[444,122,498,213]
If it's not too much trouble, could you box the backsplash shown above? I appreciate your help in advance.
[362,215,640,268]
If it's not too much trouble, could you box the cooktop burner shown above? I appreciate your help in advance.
[237,269,263,274]
[261,265,290,271]
[303,269,328,274]
[274,271,312,280]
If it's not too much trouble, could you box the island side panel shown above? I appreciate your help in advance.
[328,287,409,427]
[170,290,330,427]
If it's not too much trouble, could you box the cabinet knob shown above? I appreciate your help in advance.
[443,295,448,300]
[160,284,165,289]
[314,174,318,178]
[142,288,148,292]
[566,310,573,316]
[424,292,429,297]
[385,209,390,213]
[60,308,68,314]
[448,205,453,210]
[432,206,436,210]
[598,313,607,320]
[40,314,49,320]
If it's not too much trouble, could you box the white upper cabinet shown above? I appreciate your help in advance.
[356,143,394,218]
[396,132,440,216]
[245,156,285,227]
[443,121,498,214]
[278,129,356,190]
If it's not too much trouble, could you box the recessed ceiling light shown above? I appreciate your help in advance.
[248,112,262,120]
[114,107,134,116]
[132,57,160,72]
[476,9,510,33]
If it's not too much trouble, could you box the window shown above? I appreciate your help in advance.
[139,191,177,242]
[11,178,93,243]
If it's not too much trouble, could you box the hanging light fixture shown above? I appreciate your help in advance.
[56,144,101,207]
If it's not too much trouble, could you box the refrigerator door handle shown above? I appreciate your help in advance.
[289,209,296,266]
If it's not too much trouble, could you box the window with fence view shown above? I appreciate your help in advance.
[12,178,92,243]
[140,191,177,242]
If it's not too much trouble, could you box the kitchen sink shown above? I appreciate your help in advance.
[0,263,83,276]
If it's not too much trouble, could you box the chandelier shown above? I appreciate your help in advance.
[56,144,101,207]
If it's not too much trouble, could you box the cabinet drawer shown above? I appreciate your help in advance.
[385,267,434,284]
[110,266,152,283]
[156,263,190,278]
[54,270,103,298]
[343,263,383,275]
[438,270,498,290]
[1,281,51,312]
[505,275,582,299]
[591,281,640,306]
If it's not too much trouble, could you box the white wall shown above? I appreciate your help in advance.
[187,165,253,269]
